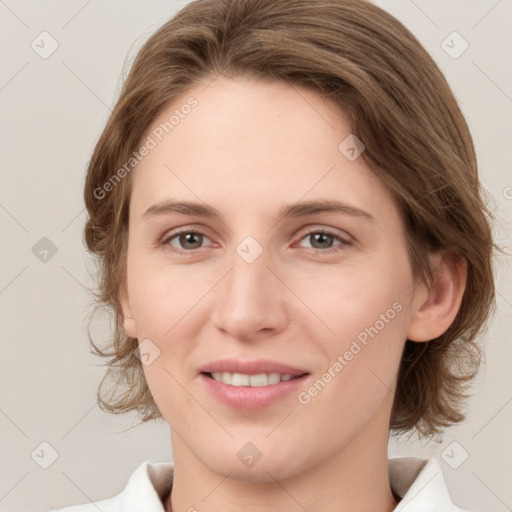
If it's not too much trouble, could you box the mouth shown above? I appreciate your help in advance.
[198,359,311,410]
[203,371,308,387]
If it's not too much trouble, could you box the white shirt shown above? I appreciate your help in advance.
[48,457,468,512]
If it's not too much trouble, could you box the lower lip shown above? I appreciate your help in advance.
[200,373,309,410]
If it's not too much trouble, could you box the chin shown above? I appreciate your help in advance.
[201,447,302,483]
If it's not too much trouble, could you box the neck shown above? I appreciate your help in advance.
[166,418,399,512]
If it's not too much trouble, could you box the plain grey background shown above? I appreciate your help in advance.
[0,1,511,511]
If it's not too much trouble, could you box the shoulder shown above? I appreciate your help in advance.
[46,460,174,512]
[389,456,469,511]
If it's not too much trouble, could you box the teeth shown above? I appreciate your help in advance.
[249,374,268,386]
[268,372,281,385]
[232,373,249,386]
[209,372,297,386]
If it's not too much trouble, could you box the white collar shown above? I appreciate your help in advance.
[52,457,467,511]
[388,457,467,511]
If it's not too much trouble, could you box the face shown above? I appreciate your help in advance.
[120,75,426,481]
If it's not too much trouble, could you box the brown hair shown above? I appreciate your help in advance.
[84,0,497,438]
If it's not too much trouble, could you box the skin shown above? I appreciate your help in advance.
[120,75,466,512]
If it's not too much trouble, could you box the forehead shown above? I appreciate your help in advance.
[130,76,400,225]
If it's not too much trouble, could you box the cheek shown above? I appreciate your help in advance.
[287,254,412,401]
[127,257,210,339]
[285,254,411,344]
[294,272,408,423]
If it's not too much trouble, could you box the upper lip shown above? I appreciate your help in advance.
[200,359,309,376]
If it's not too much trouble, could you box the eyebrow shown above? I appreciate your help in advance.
[143,199,375,223]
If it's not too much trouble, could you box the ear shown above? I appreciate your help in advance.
[119,282,137,339]
[407,251,467,342]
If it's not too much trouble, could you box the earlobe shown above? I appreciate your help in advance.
[119,283,137,338]
[407,252,467,343]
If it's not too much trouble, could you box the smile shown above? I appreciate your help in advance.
[206,371,299,386]
[200,372,310,410]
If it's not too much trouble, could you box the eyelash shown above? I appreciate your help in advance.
[160,227,352,255]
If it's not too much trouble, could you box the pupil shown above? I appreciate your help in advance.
[312,233,331,248]
[181,233,201,249]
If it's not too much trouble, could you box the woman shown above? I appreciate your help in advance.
[50,0,496,510]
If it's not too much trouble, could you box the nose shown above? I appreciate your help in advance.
[210,244,289,342]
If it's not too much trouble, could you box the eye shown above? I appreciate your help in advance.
[296,228,352,252]
[161,230,214,253]
[160,227,352,255]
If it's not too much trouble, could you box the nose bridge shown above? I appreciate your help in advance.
[210,233,287,338]
[226,235,273,303]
